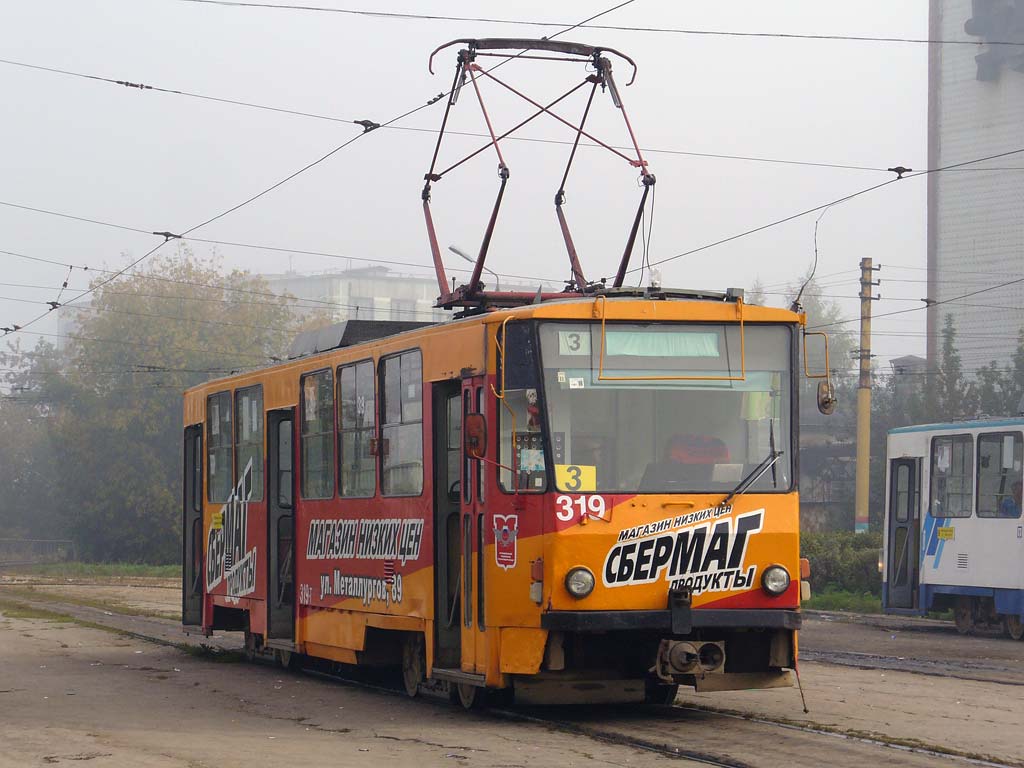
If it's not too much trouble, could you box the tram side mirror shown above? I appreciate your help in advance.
[464,413,487,459]
[816,380,836,416]
[803,331,836,416]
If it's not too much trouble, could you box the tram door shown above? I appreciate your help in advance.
[887,458,920,609]
[182,425,203,626]
[266,409,296,640]
[433,381,463,668]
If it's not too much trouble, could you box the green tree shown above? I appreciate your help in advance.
[1010,329,1024,414]
[2,250,297,561]
[0,339,61,539]
[926,314,976,421]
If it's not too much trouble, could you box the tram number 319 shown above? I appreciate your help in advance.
[555,495,608,522]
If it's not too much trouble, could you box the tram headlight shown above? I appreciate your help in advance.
[761,565,791,596]
[564,567,595,599]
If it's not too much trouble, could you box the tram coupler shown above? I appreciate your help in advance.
[652,639,726,682]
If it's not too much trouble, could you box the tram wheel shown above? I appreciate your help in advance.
[453,682,482,710]
[954,597,974,635]
[243,630,258,662]
[401,633,425,697]
[1005,615,1024,641]
[644,682,679,707]
[276,648,299,670]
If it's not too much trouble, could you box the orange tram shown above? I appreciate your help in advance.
[183,36,826,707]
[182,295,821,706]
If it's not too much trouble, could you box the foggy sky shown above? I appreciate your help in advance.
[0,1,933,369]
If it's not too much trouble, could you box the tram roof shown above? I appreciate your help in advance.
[889,416,1024,435]
[183,294,802,399]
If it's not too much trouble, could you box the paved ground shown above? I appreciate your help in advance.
[2,577,1023,767]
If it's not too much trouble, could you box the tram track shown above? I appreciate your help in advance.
[2,591,1021,768]
[800,647,1024,687]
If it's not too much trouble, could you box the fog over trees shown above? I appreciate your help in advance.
[0,251,296,561]
[1,257,1022,561]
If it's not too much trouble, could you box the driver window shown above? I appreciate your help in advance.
[499,387,546,492]
[498,323,546,493]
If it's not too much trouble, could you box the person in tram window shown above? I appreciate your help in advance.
[639,433,729,491]
[999,481,1023,518]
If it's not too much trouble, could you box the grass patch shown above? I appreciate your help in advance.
[804,588,882,614]
[0,599,74,622]
[1,562,180,579]
[0,585,180,621]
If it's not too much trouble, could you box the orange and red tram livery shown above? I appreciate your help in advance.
[183,293,812,706]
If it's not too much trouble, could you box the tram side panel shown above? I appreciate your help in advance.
[884,424,1024,623]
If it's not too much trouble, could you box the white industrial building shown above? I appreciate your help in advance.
[927,0,1024,368]
[263,265,555,325]
[263,266,452,324]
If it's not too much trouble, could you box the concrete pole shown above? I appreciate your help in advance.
[855,257,878,533]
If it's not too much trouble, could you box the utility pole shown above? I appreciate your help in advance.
[855,258,881,533]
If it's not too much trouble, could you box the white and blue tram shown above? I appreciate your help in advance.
[882,418,1024,640]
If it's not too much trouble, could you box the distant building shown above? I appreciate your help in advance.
[263,265,553,324]
[889,354,928,377]
[55,304,90,352]
[263,267,450,324]
[927,0,1024,368]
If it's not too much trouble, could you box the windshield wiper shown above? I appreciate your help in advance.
[721,418,783,508]
[720,450,784,508]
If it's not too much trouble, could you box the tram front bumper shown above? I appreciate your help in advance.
[540,607,802,633]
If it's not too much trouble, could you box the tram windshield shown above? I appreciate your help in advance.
[537,322,793,495]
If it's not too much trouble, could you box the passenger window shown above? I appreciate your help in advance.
[381,350,423,496]
[277,420,293,510]
[894,463,910,523]
[977,432,1023,518]
[929,434,973,518]
[234,385,263,501]
[444,392,461,503]
[339,361,376,498]
[301,370,335,499]
[207,391,232,503]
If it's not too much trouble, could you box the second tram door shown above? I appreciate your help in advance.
[267,409,296,640]
[887,457,921,609]
[433,381,463,669]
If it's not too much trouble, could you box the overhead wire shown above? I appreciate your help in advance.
[0,248,499,318]
[2,239,172,338]
[624,147,1024,279]
[10,328,269,359]
[0,0,635,340]
[810,275,1024,331]
[174,0,637,238]
[0,220,559,285]
[173,1,1024,47]
[0,57,893,174]
[2,5,1019,349]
